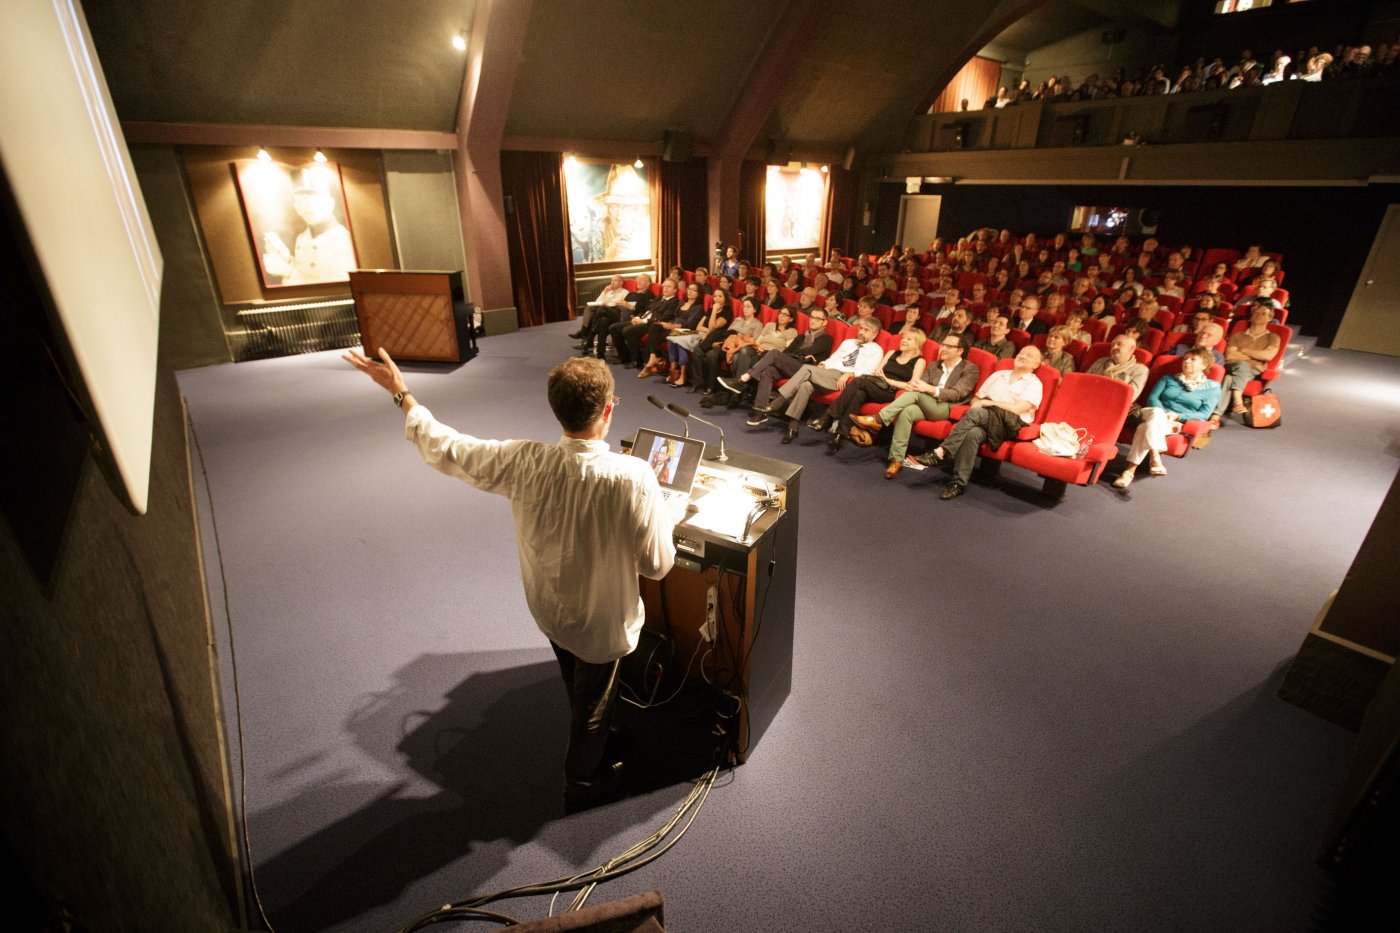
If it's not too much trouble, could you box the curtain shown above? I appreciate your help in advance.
[657,157,709,273]
[932,56,1002,114]
[822,167,857,259]
[500,150,575,328]
[738,160,767,265]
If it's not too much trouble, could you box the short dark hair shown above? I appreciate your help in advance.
[547,357,614,432]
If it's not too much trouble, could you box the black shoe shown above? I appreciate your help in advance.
[568,330,585,339]
[939,481,965,501]
[716,375,745,395]
[806,415,831,432]
[912,448,945,467]
[781,422,799,444]
[827,432,845,453]
[746,411,770,426]
[700,393,717,408]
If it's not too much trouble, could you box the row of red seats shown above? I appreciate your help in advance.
[746,305,1290,498]
[854,243,1284,284]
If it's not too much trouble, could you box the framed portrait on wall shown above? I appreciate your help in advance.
[235,158,359,287]
[563,158,652,265]
[765,165,826,253]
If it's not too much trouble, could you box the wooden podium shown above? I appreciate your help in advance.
[349,270,477,363]
[635,448,800,764]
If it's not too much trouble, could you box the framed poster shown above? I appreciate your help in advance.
[563,159,651,265]
[765,165,826,252]
[235,158,359,287]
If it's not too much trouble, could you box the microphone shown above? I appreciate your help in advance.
[666,402,728,462]
[647,395,689,438]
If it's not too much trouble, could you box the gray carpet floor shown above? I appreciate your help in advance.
[177,323,1400,932]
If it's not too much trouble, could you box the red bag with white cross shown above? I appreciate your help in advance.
[1242,389,1282,429]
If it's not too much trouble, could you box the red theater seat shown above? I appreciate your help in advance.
[1009,373,1137,497]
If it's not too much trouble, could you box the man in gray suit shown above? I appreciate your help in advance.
[850,332,980,478]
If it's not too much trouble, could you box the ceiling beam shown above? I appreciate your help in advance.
[707,0,838,257]
[453,0,531,315]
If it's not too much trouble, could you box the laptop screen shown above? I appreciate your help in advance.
[630,428,705,495]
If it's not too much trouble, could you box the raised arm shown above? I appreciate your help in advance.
[344,347,414,413]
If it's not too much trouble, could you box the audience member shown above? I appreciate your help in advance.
[849,331,979,477]
[819,329,929,452]
[1042,326,1076,375]
[759,317,885,443]
[614,279,677,367]
[1170,321,1226,366]
[698,295,764,400]
[1212,301,1280,425]
[639,282,707,382]
[1009,294,1049,336]
[912,346,1045,501]
[1114,347,1221,488]
[720,307,833,416]
[582,273,651,358]
[975,316,1017,361]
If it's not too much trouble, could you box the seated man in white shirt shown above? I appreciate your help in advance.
[342,350,678,810]
[572,274,632,341]
[914,345,1045,500]
[759,317,884,443]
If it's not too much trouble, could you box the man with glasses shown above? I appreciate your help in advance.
[716,307,834,420]
[342,351,678,810]
[851,332,980,478]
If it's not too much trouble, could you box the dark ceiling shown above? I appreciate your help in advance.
[84,0,477,131]
[82,0,1186,154]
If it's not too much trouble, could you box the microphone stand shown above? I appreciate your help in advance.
[646,395,689,438]
[666,402,728,462]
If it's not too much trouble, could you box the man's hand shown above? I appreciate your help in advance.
[343,347,408,396]
[837,373,853,389]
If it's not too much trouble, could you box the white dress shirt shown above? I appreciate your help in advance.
[590,284,630,307]
[975,369,1044,423]
[405,406,676,663]
[823,338,885,375]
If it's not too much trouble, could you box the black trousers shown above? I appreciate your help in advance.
[549,641,621,785]
[615,322,651,364]
[828,374,897,431]
[587,308,623,356]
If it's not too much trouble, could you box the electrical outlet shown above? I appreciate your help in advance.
[701,585,717,642]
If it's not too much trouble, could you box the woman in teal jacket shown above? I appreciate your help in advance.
[1114,347,1220,488]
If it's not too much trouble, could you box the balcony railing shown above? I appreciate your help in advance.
[906,78,1400,153]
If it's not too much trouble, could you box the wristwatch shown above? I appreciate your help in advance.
[393,390,408,408]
